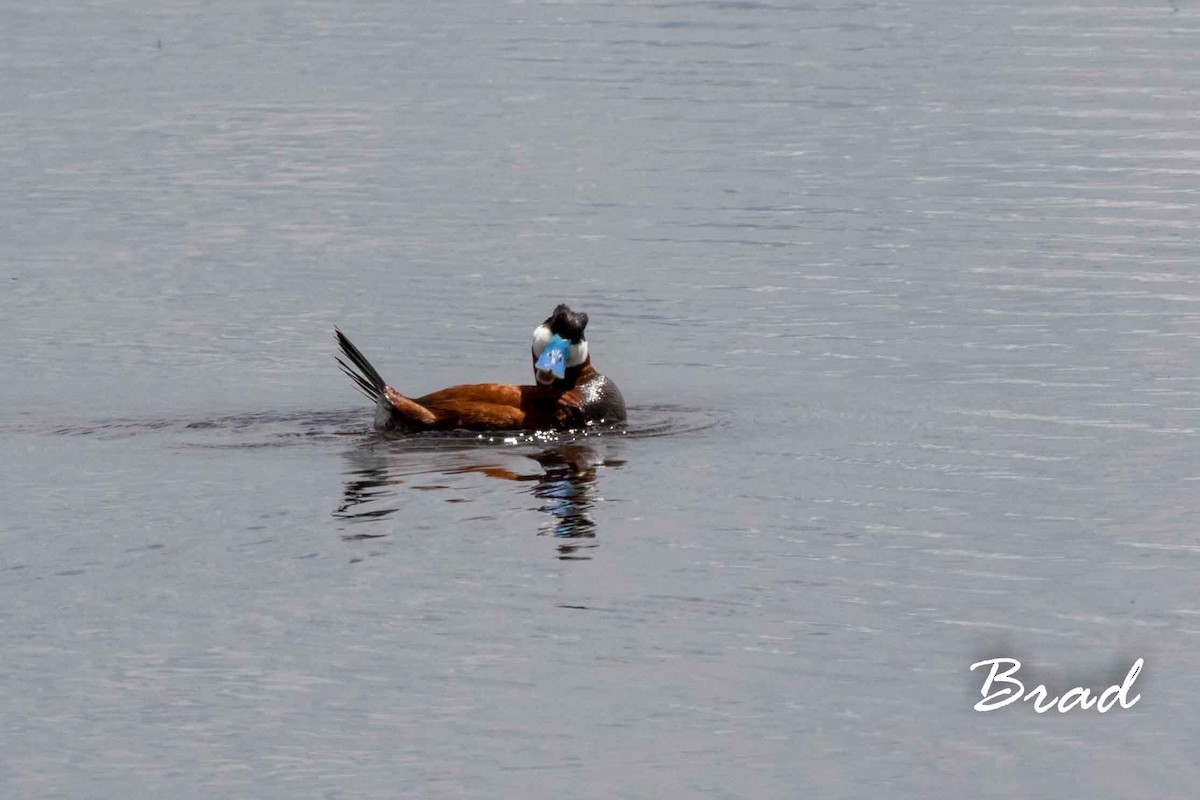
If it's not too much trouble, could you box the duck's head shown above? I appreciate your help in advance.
[531,304,590,387]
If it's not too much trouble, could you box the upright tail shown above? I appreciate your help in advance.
[335,329,437,431]
[335,329,387,403]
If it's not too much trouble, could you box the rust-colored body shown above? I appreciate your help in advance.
[385,379,588,431]
[336,316,624,434]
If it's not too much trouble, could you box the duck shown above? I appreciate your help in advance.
[336,304,626,433]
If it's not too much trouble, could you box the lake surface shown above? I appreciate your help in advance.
[3,1,1200,797]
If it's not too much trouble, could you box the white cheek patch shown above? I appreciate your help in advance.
[532,325,552,358]
[568,340,588,367]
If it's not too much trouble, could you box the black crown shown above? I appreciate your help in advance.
[545,304,588,343]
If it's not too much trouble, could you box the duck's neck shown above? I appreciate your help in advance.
[561,358,597,388]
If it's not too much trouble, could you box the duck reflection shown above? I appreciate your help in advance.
[335,437,624,559]
[335,454,402,534]
[454,443,621,559]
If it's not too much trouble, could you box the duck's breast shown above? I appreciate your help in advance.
[579,373,626,423]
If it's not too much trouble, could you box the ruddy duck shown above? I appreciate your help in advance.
[336,304,626,433]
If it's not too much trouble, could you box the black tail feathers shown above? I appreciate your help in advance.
[335,329,387,402]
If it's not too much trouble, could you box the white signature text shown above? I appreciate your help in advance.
[969,657,1144,713]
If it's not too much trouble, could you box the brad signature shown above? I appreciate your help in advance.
[969,657,1144,713]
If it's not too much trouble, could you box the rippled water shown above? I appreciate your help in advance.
[3,1,1200,797]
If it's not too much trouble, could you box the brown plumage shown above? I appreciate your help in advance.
[335,330,582,433]
[335,305,625,433]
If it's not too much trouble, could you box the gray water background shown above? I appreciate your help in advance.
[3,1,1200,797]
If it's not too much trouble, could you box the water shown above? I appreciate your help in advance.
[3,1,1200,796]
